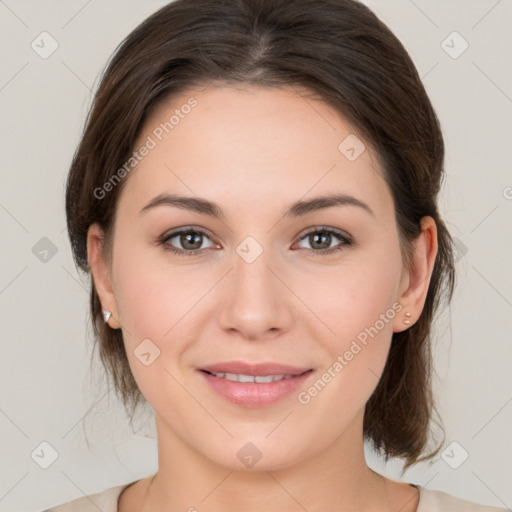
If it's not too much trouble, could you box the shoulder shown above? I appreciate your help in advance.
[416,487,508,512]
[43,483,132,512]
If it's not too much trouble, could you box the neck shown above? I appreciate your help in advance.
[141,410,404,512]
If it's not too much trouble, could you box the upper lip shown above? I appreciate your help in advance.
[199,361,312,376]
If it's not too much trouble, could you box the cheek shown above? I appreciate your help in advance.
[111,253,202,401]
[112,244,209,340]
[296,245,402,397]
[302,245,402,340]
[110,248,222,400]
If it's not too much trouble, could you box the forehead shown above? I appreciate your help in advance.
[118,84,391,220]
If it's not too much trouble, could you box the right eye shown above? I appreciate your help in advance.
[159,227,218,256]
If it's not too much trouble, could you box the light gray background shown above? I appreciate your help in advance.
[0,1,511,511]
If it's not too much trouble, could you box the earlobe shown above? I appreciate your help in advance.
[87,223,121,329]
[394,216,438,333]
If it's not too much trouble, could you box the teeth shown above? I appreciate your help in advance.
[209,372,294,383]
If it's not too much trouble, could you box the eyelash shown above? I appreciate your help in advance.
[158,226,353,257]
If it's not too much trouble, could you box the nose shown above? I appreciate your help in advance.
[217,247,295,341]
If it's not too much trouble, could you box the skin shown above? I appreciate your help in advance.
[87,84,437,512]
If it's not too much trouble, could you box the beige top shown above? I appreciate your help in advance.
[44,482,508,512]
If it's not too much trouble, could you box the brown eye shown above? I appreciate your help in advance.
[177,231,204,250]
[294,228,353,254]
[160,227,216,256]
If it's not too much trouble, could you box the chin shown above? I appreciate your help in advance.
[201,434,307,472]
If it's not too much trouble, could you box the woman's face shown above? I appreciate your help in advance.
[90,84,424,471]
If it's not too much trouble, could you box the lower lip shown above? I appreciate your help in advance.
[198,370,314,408]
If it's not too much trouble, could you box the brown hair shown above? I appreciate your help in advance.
[66,0,455,471]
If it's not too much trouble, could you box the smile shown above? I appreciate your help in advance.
[203,371,295,383]
[198,368,314,408]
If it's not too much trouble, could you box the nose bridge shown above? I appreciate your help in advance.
[232,236,281,309]
[234,241,275,298]
[217,234,293,339]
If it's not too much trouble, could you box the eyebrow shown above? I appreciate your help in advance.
[140,192,375,218]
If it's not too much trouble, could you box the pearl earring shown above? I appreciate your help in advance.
[403,312,412,325]
[102,309,112,323]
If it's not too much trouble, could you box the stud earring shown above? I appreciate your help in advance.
[403,312,412,325]
[102,309,112,323]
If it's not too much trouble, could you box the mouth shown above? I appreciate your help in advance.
[200,370,302,383]
[196,362,314,408]
[199,360,312,377]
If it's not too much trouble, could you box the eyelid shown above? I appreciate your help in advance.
[296,225,352,242]
[160,225,213,241]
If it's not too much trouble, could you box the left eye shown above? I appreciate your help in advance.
[294,228,352,254]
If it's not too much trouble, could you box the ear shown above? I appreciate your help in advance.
[87,223,121,329]
[394,216,438,332]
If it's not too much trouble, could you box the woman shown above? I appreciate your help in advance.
[46,0,506,511]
